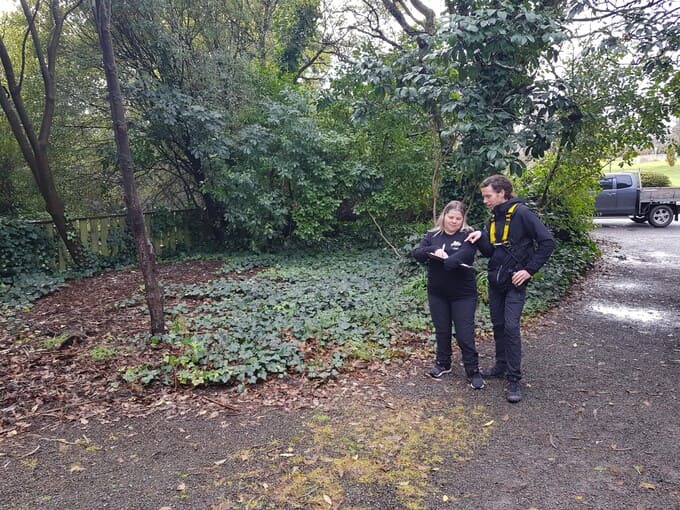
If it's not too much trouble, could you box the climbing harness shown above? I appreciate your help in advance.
[489,203,519,246]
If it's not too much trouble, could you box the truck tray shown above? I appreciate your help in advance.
[640,187,680,202]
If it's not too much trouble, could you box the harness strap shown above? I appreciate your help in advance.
[490,203,519,245]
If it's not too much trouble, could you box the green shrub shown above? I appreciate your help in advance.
[0,218,57,277]
[516,153,600,242]
[640,171,672,187]
[0,218,65,304]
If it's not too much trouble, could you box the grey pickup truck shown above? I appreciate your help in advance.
[595,171,680,227]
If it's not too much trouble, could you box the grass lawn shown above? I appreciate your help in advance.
[605,158,680,185]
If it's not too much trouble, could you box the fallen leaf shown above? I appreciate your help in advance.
[482,420,495,427]
[323,494,332,505]
[213,459,227,466]
[639,482,656,490]
[69,463,85,473]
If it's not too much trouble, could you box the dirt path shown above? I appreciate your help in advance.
[1,219,678,509]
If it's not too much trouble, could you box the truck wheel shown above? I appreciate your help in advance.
[648,205,673,227]
[630,216,647,224]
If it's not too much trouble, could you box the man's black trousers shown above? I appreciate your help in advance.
[488,283,527,382]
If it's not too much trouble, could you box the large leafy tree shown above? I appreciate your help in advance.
[99,0,253,243]
[523,2,677,215]
[354,0,578,219]
[569,0,679,120]
[95,0,335,245]
[0,0,86,265]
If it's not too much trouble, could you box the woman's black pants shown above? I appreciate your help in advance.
[428,293,479,375]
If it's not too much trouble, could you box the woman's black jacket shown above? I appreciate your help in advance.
[412,229,477,299]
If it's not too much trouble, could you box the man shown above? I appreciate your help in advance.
[467,174,555,403]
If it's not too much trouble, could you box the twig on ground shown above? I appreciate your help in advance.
[201,396,239,412]
[18,445,40,458]
[367,212,402,258]
[38,436,87,445]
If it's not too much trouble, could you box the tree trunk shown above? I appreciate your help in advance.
[93,0,165,335]
[430,116,443,222]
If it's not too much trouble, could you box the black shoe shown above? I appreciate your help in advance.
[468,371,485,390]
[506,381,522,403]
[480,365,506,378]
[428,363,452,379]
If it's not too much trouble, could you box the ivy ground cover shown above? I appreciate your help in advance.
[121,249,430,389]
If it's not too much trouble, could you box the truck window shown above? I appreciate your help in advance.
[600,177,614,190]
[616,175,633,189]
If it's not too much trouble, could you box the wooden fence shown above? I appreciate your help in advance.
[31,209,207,271]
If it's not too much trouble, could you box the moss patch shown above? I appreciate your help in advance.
[218,396,493,509]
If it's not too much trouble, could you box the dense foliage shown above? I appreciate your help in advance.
[122,250,430,387]
[118,244,592,389]
[0,0,675,388]
[0,219,64,303]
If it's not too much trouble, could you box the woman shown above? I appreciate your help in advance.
[412,200,484,389]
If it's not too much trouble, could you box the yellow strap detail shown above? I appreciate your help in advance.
[490,203,519,244]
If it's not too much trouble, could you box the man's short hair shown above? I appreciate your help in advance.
[481,174,513,199]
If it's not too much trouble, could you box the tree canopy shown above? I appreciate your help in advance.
[0,0,677,253]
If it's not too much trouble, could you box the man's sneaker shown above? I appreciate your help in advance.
[506,381,522,403]
[481,365,507,378]
[468,371,485,390]
[428,363,452,379]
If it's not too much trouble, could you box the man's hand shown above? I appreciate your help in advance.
[465,230,482,243]
[512,269,531,287]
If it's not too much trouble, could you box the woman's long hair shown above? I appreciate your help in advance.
[429,200,471,234]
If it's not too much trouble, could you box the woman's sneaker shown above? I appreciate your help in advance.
[468,371,485,390]
[428,363,452,379]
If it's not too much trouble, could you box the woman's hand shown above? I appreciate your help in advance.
[433,247,448,259]
[465,230,482,244]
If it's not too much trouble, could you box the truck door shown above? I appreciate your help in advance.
[613,173,638,213]
[596,176,616,214]
[595,174,638,215]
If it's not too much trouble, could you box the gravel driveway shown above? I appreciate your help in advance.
[432,218,680,509]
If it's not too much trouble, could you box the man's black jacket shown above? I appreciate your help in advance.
[477,197,555,275]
